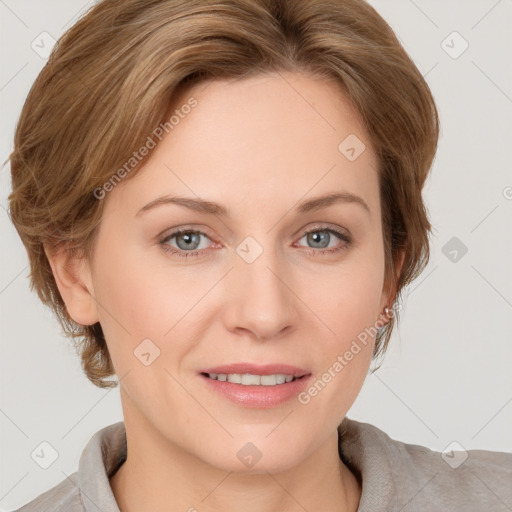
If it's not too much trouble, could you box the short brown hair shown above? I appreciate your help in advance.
[8,0,439,388]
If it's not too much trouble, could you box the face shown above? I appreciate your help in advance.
[75,71,392,473]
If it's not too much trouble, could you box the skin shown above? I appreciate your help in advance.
[47,71,403,512]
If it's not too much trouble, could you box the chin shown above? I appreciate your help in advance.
[201,437,309,475]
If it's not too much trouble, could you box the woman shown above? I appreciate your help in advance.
[8,0,511,511]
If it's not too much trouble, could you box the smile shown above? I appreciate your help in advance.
[203,372,301,386]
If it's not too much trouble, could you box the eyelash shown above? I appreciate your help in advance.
[159,226,352,259]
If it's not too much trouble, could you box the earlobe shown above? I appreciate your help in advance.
[379,248,406,324]
[44,244,99,326]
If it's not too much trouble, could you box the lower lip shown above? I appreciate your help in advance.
[199,374,312,408]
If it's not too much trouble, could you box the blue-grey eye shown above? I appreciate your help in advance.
[174,231,203,250]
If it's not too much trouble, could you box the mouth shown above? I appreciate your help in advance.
[200,372,307,386]
[198,363,312,408]
[199,362,310,378]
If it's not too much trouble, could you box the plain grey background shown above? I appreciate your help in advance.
[1,0,511,510]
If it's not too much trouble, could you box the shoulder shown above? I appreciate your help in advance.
[12,421,126,512]
[390,430,512,510]
[339,417,512,511]
[13,472,83,512]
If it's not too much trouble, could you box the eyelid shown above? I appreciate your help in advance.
[158,227,217,251]
[300,222,351,239]
[158,222,350,242]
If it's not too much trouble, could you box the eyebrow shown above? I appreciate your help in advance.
[136,191,370,217]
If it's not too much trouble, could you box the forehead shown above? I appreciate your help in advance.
[174,71,371,149]
[107,71,380,220]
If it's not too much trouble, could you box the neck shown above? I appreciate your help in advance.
[110,396,361,512]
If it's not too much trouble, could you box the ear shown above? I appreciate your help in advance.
[379,248,406,318]
[44,244,99,326]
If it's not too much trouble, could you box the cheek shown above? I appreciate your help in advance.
[315,247,385,343]
[90,237,176,366]
[301,250,384,404]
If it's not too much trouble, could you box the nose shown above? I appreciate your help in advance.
[222,246,300,341]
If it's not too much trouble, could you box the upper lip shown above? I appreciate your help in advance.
[200,363,310,378]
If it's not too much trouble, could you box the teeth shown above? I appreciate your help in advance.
[207,373,297,386]
[243,374,261,385]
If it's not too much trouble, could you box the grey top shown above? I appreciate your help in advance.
[14,418,512,511]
